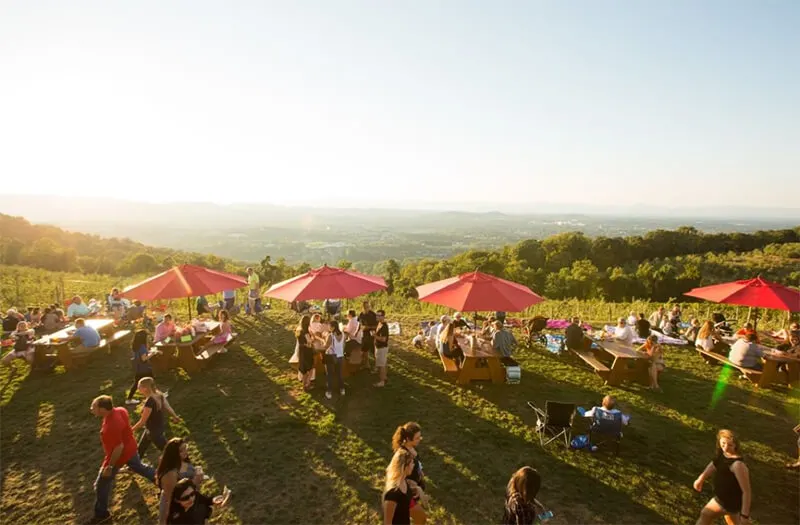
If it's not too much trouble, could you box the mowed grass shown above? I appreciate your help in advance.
[1,310,799,524]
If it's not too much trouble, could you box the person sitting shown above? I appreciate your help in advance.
[3,308,24,333]
[41,307,64,333]
[309,313,326,338]
[343,309,362,356]
[627,311,637,326]
[479,318,495,339]
[411,329,426,349]
[439,322,464,365]
[66,296,91,319]
[502,466,546,525]
[613,317,635,345]
[453,312,469,330]
[734,322,759,343]
[711,312,732,335]
[108,288,127,317]
[683,317,701,342]
[1,321,36,366]
[669,305,682,324]
[637,334,665,392]
[203,310,233,352]
[126,300,146,322]
[771,322,800,348]
[155,314,177,343]
[584,395,631,425]
[634,313,651,339]
[695,320,727,355]
[648,307,666,330]
[323,298,342,319]
[492,321,518,365]
[660,316,679,337]
[776,329,800,353]
[565,317,592,351]
[195,296,213,317]
[70,318,101,353]
[728,333,764,370]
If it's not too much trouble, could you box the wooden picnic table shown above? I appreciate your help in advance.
[593,339,650,387]
[153,321,221,373]
[455,334,505,385]
[759,349,800,388]
[33,318,119,369]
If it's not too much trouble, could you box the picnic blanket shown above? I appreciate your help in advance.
[547,319,592,331]
[388,322,402,336]
[603,325,689,346]
[545,334,565,354]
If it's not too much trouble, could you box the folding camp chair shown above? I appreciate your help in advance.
[588,409,624,456]
[527,401,576,447]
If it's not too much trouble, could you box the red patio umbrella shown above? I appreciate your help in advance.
[684,277,800,312]
[121,264,248,317]
[415,271,544,312]
[264,264,387,302]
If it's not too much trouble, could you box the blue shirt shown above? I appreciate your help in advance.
[75,325,101,347]
[133,344,153,375]
[222,290,235,299]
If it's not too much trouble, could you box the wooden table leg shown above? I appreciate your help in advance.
[758,360,782,388]
[177,345,201,373]
[632,359,651,386]
[487,357,505,384]
[57,345,73,370]
[458,357,475,385]
[606,357,627,386]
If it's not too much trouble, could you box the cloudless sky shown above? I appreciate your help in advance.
[1,1,798,209]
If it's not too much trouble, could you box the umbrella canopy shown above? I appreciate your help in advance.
[684,276,800,312]
[121,264,248,301]
[416,271,544,312]
[264,264,387,302]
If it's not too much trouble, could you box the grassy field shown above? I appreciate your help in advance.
[1,310,799,524]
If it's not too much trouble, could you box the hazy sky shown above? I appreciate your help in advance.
[1,1,798,209]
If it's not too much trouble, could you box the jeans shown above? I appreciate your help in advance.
[137,428,167,457]
[94,453,155,518]
[325,354,343,392]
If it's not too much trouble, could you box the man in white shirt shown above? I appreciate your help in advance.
[613,318,635,346]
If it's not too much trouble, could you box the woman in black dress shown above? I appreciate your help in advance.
[392,422,428,524]
[296,315,314,391]
[383,449,415,525]
[693,429,753,525]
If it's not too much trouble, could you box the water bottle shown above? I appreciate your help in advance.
[538,510,554,522]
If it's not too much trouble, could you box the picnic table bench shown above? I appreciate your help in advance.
[697,346,799,388]
[570,339,649,387]
[453,335,505,385]
[161,321,224,374]
[696,347,763,384]
[32,319,125,370]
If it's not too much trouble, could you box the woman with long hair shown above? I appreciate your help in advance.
[439,322,464,365]
[166,477,229,524]
[383,449,415,525]
[296,315,314,391]
[502,466,545,524]
[324,320,345,399]
[637,334,665,392]
[392,422,428,524]
[693,429,753,525]
[696,321,726,354]
[157,438,207,525]
[131,377,180,456]
[126,330,155,406]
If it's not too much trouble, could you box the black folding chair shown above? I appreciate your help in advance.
[588,409,624,456]
[527,401,576,447]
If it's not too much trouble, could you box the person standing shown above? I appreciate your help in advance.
[693,429,753,525]
[296,315,315,391]
[374,310,390,387]
[502,466,547,524]
[392,422,429,524]
[222,289,235,311]
[131,377,180,457]
[358,302,378,372]
[324,320,346,399]
[126,330,158,406]
[246,267,260,316]
[383,449,415,525]
[637,334,665,392]
[89,395,155,524]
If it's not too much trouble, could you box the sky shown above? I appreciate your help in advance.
[1,1,798,210]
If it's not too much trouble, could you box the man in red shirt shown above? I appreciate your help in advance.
[90,395,155,524]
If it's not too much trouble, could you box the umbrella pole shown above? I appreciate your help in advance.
[187,297,192,320]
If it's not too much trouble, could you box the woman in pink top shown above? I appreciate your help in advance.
[211,310,232,345]
[154,314,176,343]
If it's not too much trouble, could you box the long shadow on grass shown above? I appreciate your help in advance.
[244,314,673,524]
[0,353,156,523]
[176,319,384,524]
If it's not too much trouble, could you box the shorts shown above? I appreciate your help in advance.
[375,346,388,367]
[713,496,741,515]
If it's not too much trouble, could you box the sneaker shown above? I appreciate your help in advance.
[88,513,112,524]
[325,391,332,399]
[374,382,385,388]
[340,389,346,396]
[124,399,139,406]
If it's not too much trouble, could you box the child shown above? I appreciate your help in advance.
[412,329,425,349]
[637,334,665,392]
[2,321,35,366]
[203,310,233,353]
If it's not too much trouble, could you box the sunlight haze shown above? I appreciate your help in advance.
[1,1,798,209]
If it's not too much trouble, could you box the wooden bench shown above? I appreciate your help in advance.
[439,353,459,374]
[108,329,132,348]
[696,348,763,384]
[571,349,611,382]
[196,333,237,361]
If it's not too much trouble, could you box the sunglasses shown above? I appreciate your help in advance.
[177,491,196,501]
